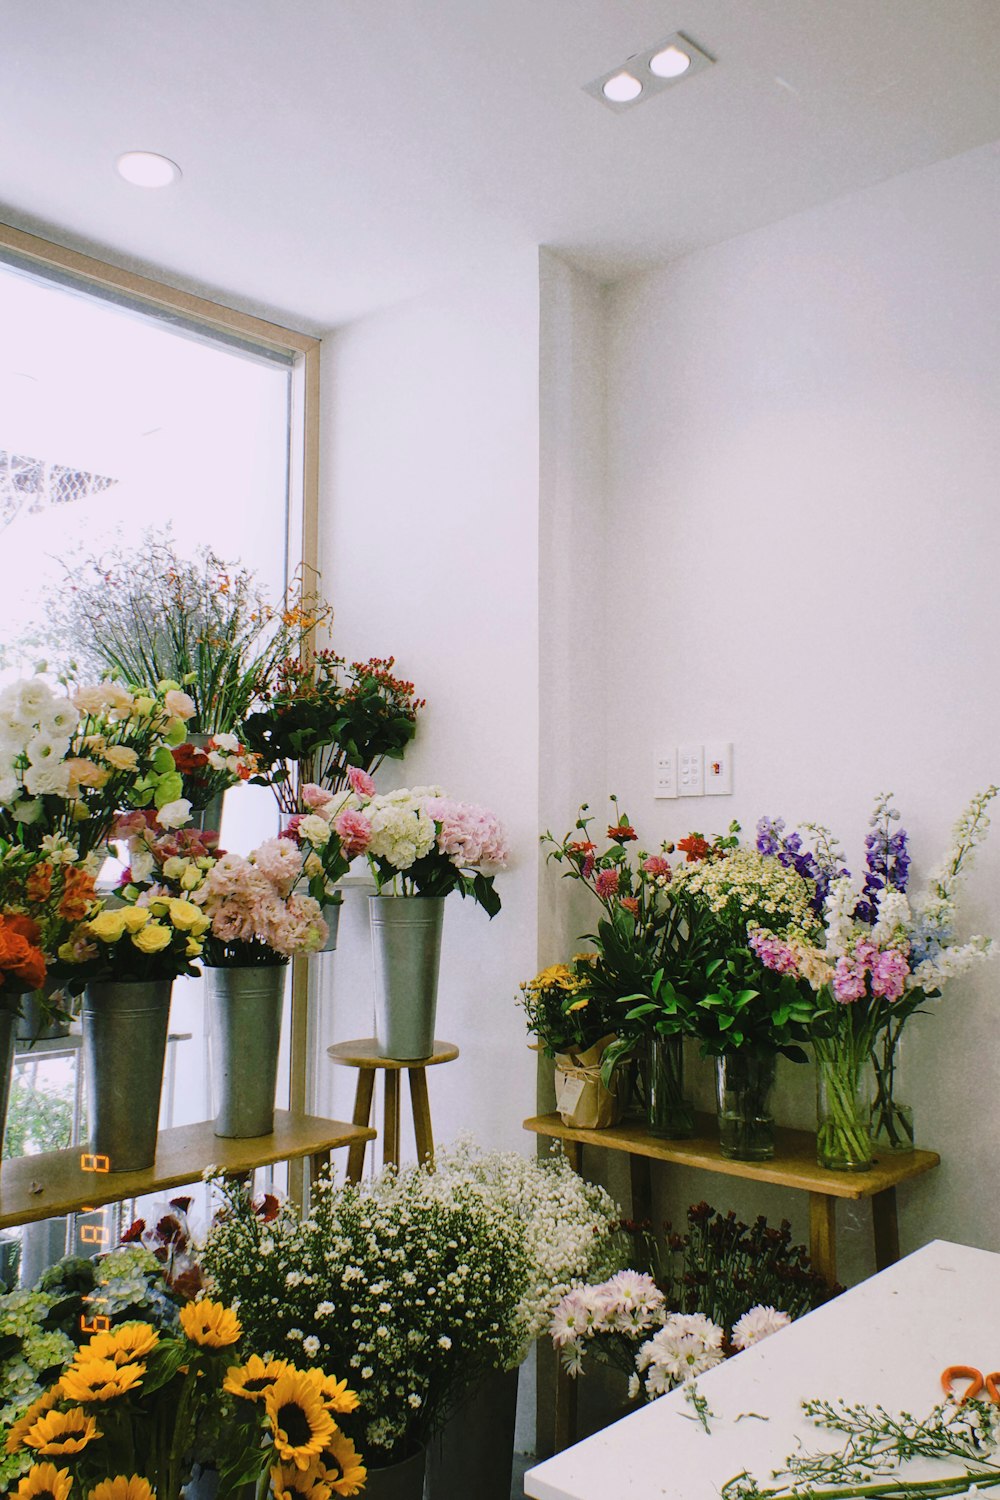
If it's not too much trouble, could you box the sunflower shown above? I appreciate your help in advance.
[23,1409,101,1456]
[79,1324,159,1366]
[264,1372,336,1470]
[224,1354,292,1401]
[12,1462,74,1500]
[5,1389,62,1454]
[269,1460,333,1500]
[59,1360,145,1403]
[317,1432,367,1497]
[303,1371,360,1415]
[87,1476,156,1500]
[179,1299,241,1348]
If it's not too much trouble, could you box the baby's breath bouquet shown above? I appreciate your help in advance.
[202,1160,530,1467]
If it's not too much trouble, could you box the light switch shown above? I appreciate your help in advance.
[678,744,704,797]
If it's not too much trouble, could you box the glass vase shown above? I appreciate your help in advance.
[715,1048,777,1161]
[869,1023,915,1153]
[814,1033,873,1172]
[647,1032,694,1139]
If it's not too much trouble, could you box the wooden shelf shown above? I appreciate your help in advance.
[0,1111,376,1229]
[524,1111,939,1200]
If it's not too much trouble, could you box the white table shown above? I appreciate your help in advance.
[525,1240,1000,1500]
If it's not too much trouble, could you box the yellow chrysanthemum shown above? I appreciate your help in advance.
[12,1462,74,1500]
[59,1359,145,1403]
[318,1432,367,1497]
[224,1354,291,1401]
[265,1372,336,1470]
[87,1476,156,1500]
[530,963,577,991]
[5,1388,62,1454]
[179,1299,241,1348]
[80,1323,159,1366]
[566,997,589,1012]
[269,1460,333,1500]
[23,1408,101,1456]
[303,1372,360,1415]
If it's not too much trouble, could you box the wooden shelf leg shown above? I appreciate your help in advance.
[630,1154,653,1227]
[563,1139,582,1174]
[384,1071,401,1170]
[346,1069,376,1185]
[409,1068,434,1167]
[872,1185,900,1270]
[809,1193,838,1286]
[554,1360,579,1454]
[309,1150,331,1190]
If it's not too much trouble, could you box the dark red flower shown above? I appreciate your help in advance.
[120,1218,146,1243]
[253,1192,281,1223]
[677,834,711,863]
[607,822,637,843]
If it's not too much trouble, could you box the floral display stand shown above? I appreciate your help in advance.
[525,1239,995,1500]
[326,1036,459,1182]
[526,1110,939,1455]
[0,1110,375,1228]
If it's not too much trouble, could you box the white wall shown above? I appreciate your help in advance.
[312,249,541,1159]
[598,139,1000,1281]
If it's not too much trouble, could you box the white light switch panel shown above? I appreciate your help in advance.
[705,741,734,795]
[654,748,678,799]
[678,744,704,797]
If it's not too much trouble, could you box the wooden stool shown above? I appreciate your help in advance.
[327,1038,459,1183]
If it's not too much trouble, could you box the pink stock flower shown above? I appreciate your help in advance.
[832,956,868,1004]
[871,948,910,1002]
[251,837,303,898]
[594,868,620,900]
[620,896,639,916]
[581,854,596,880]
[348,767,376,799]
[749,929,799,975]
[283,815,304,845]
[641,854,671,879]
[334,808,372,858]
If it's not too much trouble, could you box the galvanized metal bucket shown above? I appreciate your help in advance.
[0,1007,15,1163]
[424,1366,519,1500]
[82,980,173,1172]
[319,900,342,952]
[370,895,445,1060]
[206,963,286,1137]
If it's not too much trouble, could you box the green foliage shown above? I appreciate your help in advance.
[2,1077,74,1159]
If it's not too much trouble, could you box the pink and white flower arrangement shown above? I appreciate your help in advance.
[282,777,374,906]
[362,784,508,917]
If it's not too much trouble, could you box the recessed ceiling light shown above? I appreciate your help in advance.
[602,72,643,104]
[584,30,714,112]
[649,44,691,79]
[116,151,182,188]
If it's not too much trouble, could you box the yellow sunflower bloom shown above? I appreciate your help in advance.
[59,1360,145,1403]
[12,1463,74,1500]
[318,1433,367,1497]
[23,1409,101,1456]
[269,1460,333,1500]
[87,1476,156,1500]
[80,1323,159,1366]
[265,1372,336,1470]
[179,1299,241,1348]
[224,1354,291,1401]
[303,1371,360,1415]
[5,1388,62,1453]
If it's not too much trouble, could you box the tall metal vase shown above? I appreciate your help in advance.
[364,1450,427,1500]
[0,1007,15,1163]
[82,980,173,1172]
[424,1367,519,1500]
[370,895,445,1060]
[206,963,286,1137]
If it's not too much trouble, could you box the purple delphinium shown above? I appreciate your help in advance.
[756,816,847,916]
[854,795,909,925]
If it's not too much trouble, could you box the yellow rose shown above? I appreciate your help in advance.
[120,906,151,932]
[131,696,155,719]
[131,923,172,954]
[88,910,128,943]
[102,744,139,772]
[185,937,203,957]
[180,865,202,891]
[167,899,206,933]
[162,856,186,881]
[57,940,79,962]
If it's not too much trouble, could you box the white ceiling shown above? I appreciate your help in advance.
[3,1,1000,333]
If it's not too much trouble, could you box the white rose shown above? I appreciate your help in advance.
[13,797,44,822]
[131,850,156,882]
[212,732,240,753]
[156,798,192,830]
[298,814,332,848]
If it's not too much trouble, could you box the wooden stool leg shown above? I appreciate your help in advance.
[872,1186,900,1270]
[346,1069,376,1184]
[809,1193,838,1286]
[409,1067,434,1167]
[309,1150,331,1190]
[384,1071,401,1169]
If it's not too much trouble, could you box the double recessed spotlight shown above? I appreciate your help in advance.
[584,31,714,112]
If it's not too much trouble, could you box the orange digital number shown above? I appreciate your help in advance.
[80,1223,110,1246]
[80,1153,111,1173]
[79,1315,111,1334]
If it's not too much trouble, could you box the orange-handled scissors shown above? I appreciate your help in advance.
[941,1366,1000,1404]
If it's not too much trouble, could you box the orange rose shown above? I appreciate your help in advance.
[0,916,46,992]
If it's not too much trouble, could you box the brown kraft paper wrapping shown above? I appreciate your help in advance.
[553,1033,623,1129]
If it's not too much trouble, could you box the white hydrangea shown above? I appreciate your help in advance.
[364,793,436,871]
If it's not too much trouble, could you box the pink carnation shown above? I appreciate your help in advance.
[641,854,671,879]
[301,783,333,811]
[581,854,595,880]
[334,808,373,858]
[594,868,620,899]
[348,767,376,799]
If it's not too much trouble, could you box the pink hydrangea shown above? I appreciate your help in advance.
[424,797,509,868]
[348,767,376,799]
[334,808,373,858]
[594,868,620,899]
